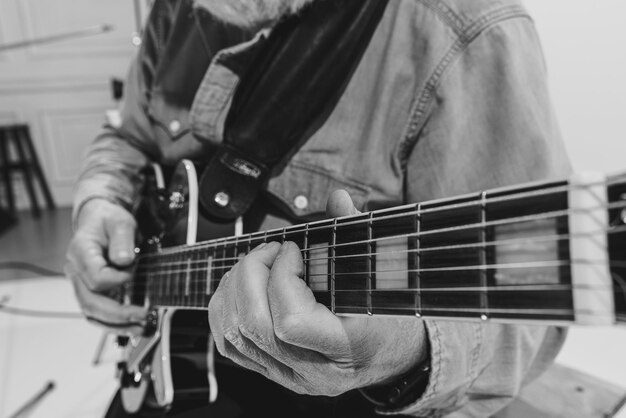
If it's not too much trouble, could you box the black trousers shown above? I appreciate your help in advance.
[104,365,388,418]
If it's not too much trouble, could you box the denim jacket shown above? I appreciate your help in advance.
[74,0,571,416]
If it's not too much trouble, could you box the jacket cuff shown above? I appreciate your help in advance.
[72,176,136,230]
[373,320,483,417]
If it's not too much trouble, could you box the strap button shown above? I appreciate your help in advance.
[214,191,230,208]
[294,195,308,210]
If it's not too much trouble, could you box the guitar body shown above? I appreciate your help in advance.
[114,160,626,414]
[119,160,230,413]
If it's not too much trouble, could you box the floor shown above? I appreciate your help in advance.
[0,207,120,417]
[0,207,72,281]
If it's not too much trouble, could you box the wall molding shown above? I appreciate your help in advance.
[39,106,111,185]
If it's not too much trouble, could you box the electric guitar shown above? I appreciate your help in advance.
[116,159,626,413]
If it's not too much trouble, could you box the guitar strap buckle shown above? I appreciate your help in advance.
[199,147,268,222]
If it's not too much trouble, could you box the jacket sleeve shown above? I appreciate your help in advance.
[396,16,571,417]
[72,54,160,227]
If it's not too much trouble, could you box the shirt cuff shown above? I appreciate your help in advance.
[373,320,484,417]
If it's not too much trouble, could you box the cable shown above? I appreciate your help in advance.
[0,297,83,319]
[0,261,64,277]
[0,305,83,319]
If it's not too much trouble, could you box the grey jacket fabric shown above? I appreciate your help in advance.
[73,0,572,416]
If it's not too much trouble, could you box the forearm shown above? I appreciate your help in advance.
[72,131,149,227]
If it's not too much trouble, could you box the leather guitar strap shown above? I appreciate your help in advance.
[199,0,389,221]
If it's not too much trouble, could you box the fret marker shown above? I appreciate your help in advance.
[480,314,489,321]
[376,237,408,289]
[206,255,214,295]
[309,243,328,291]
[415,313,422,318]
[185,258,191,297]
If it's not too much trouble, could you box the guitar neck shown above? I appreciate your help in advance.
[128,172,626,326]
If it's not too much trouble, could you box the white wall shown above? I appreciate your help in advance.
[0,0,137,208]
[525,0,626,174]
[524,2,626,415]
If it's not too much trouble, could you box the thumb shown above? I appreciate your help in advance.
[105,215,136,267]
[326,189,360,218]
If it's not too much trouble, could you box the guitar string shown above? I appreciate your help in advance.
[133,227,606,271]
[125,182,626,302]
[129,223,626,283]
[132,259,618,291]
[129,244,626,300]
[148,303,588,319]
[140,181,625,259]
[134,258,615,280]
[136,201,626,269]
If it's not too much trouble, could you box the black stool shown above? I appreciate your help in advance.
[0,124,55,218]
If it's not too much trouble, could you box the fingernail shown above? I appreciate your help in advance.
[116,250,134,263]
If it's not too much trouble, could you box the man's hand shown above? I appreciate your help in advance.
[208,190,428,396]
[65,198,146,334]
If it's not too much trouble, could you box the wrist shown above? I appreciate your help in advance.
[360,356,431,410]
[72,195,126,231]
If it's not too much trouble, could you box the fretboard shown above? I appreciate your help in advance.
[127,173,626,326]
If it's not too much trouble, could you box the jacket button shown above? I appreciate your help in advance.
[169,120,181,133]
[294,195,308,210]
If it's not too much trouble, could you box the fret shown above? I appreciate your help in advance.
[184,253,191,300]
[334,213,370,315]
[330,219,337,314]
[199,249,206,307]
[479,192,488,320]
[189,249,197,307]
[409,204,421,317]
[227,241,238,273]
[419,195,483,318]
[367,212,373,315]
[303,223,310,287]
[283,225,306,250]
[196,248,207,307]
[487,182,574,322]
[206,250,214,297]
[172,253,178,305]
[216,243,227,291]
[178,252,185,307]
[608,177,626,324]
[307,219,333,308]
[172,252,180,307]
[370,206,423,316]
[193,250,201,307]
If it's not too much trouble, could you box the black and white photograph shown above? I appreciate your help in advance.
[0,1,625,417]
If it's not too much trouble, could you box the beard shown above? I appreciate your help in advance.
[193,0,316,29]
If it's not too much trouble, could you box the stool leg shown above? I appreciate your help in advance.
[13,127,41,218]
[22,125,55,210]
[0,129,16,215]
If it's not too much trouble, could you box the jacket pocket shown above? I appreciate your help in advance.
[266,160,370,219]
